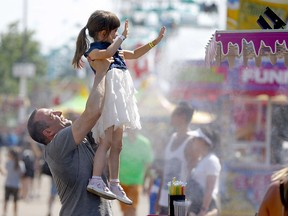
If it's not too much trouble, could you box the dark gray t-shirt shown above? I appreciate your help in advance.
[44,127,112,216]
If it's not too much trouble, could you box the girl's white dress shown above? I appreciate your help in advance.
[92,68,141,143]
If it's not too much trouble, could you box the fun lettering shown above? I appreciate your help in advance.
[241,68,288,84]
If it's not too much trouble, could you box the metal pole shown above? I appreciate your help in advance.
[18,0,28,122]
[265,99,272,165]
[22,0,28,61]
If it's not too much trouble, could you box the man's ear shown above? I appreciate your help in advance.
[43,128,52,137]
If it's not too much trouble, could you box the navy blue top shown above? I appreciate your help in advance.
[84,41,127,73]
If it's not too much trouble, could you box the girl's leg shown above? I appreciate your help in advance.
[109,127,123,180]
[87,127,116,200]
[93,127,113,177]
[109,128,132,205]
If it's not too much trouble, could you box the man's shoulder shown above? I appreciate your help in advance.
[46,126,75,155]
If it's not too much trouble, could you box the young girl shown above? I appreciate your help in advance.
[72,10,166,204]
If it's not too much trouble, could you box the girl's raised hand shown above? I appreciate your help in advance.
[121,19,129,38]
[155,26,166,45]
[158,26,166,39]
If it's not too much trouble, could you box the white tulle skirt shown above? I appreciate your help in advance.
[92,68,141,143]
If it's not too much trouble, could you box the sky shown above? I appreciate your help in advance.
[0,0,115,53]
[0,0,226,58]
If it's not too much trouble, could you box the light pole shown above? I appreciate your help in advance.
[12,0,35,123]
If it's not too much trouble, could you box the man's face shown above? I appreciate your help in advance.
[170,109,185,128]
[34,108,72,138]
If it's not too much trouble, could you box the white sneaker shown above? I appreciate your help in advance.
[87,178,116,200]
[110,184,133,205]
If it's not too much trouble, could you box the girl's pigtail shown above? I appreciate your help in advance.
[72,27,89,69]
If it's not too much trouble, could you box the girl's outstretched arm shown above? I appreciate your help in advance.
[88,20,129,60]
[123,26,166,60]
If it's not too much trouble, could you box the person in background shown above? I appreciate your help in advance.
[40,151,58,216]
[257,167,288,216]
[72,9,166,205]
[158,101,197,215]
[0,140,3,174]
[18,135,42,200]
[186,127,221,216]
[118,129,153,216]
[26,59,113,216]
[20,148,35,201]
[2,148,26,216]
[148,158,164,215]
[47,177,58,216]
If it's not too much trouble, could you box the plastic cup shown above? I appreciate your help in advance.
[173,200,191,216]
[169,195,185,216]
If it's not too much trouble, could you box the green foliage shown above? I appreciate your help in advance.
[0,22,47,95]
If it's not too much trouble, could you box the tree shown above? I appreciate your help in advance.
[0,21,88,127]
[0,22,47,127]
[0,22,47,95]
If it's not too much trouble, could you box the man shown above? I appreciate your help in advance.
[118,129,153,216]
[158,101,197,215]
[27,59,113,216]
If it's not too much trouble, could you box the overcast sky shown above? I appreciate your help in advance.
[0,0,115,53]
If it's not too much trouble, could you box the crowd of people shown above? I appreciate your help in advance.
[2,99,287,216]
[0,133,59,216]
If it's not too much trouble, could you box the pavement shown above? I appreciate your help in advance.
[0,148,150,216]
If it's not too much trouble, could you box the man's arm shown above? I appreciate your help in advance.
[71,59,110,144]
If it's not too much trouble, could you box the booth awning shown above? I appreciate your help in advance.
[205,29,288,68]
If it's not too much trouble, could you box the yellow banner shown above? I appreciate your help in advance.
[227,0,288,30]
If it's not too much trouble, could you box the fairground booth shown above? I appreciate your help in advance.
[203,1,288,215]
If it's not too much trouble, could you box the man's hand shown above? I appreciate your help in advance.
[118,50,124,60]
[88,57,114,74]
